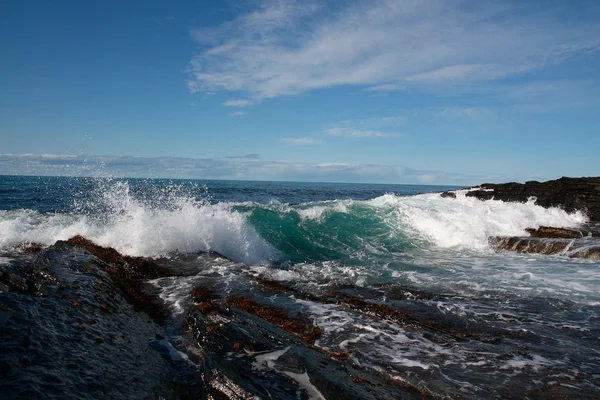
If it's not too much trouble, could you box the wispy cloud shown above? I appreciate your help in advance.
[187,0,600,100]
[364,83,404,92]
[223,99,252,107]
[230,111,246,116]
[282,137,323,145]
[0,153,475,185]
[324,116,404,138]
[226,153,261,159]
[325,127,395,138]
[436,107,495,120]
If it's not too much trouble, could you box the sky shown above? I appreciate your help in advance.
[1,0,599,185]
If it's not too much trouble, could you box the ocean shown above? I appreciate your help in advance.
[1,175,599,398]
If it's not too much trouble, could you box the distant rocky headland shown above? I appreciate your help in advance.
[442,176,600,259]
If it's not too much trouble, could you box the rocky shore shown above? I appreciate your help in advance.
[0,238,434,399]
[3,235,595,398]
[2,177,599,399]
[442,176,600,259]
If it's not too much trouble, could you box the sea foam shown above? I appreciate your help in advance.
[366,191,588,249]
[0,181,589,264]
[0,181,278,265]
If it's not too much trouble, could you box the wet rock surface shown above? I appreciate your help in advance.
[0,241,202,399]
[489,236,600,259]
[2,237,599,399]
[62,235,176,323]
[489,224,600,259]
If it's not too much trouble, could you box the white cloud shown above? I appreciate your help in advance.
[282,137,323,145]
[437,107,495,120]
[325,127,395,138]
[0,153,475,185]
[324,116,404,138]
[223,99,252,107]
[230,111,246,116]
[187,0,600,99]
[364,83,404,92]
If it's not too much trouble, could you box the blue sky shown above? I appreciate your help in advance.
[1,0,599,185]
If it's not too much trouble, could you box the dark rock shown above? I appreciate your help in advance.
[524,225,600,239]
[226,295,323,344]
[440,191,456,198]
[489,236,600,259]
[464,177,600,221]
[0,243,202,399]
[526,226,584,238]
[15,243,44,253]
[59,236,175,324]
[63,235,173,280]
[186,295,427,400]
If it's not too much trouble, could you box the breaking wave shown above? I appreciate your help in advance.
[0,181,587,265]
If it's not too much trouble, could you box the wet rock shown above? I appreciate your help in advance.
[525,226,584,238]
[489,236,600,259]
[185,295,427,400]
[64,235,173,279]
[0,265,43,295]
[15,243,44,253]
[59,236,175,323]
[525,225,600,238]
[0,243,202,399]
[226,295,323,344]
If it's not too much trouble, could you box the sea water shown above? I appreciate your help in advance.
[1,175,598,398]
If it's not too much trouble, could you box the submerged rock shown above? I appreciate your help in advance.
[526,226,584,238]
[489,223,600,259]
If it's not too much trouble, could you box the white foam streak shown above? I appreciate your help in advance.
[367,192,588,249]
[297,201,351,222]
[0,210,90,249]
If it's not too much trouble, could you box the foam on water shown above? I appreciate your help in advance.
[252,347,325,400]
[366,191,588,249]
[0,181,278,265]
[0,179,591,267]
[296,200,351,222]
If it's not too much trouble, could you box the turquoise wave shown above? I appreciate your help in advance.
[234,201,419,264]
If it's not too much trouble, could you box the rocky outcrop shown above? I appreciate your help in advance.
[61,235,176,323]
[460,177,600,221]
[490,224,600,259]
[1,238,438,399]
[2,237,597,399]
[489,236,600,259]
[0,240,203,399]
[525,226,600,238]
[441,177,600,258]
